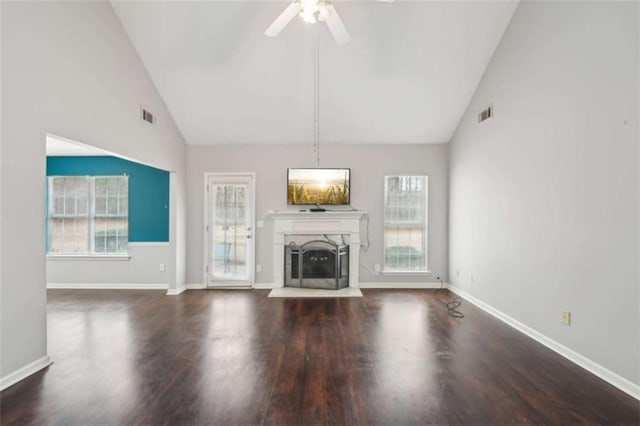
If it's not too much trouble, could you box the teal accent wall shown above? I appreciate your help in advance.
[46,156,169,242]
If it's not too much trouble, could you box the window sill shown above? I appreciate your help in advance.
[47,254,131,261]
[382,270,431,277]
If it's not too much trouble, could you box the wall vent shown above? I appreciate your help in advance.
[478,105,492,123]
[141,108,154,124]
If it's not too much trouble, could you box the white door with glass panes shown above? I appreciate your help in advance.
[205,173,255,287]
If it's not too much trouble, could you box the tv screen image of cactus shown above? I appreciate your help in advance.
[287,168,350,205]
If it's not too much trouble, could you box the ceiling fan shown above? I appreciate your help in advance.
[265,0,392,45]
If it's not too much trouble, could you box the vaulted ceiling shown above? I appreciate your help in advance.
[112,1,518,145]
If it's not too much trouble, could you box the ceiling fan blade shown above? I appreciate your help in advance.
[324,4,350,45]
[265,2,302,37]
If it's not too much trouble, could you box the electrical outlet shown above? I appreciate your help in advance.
[561,311,571,326]
[159,263,165,272]
[468,273,474,284]
[456,268,460,277]
[256,264,262,273]
[374,264,381,274]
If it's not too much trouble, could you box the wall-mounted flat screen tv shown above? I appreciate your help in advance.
[287,168,350,205]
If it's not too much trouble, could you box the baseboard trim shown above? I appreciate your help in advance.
[47,283,167,290]
[253,283,276,289]
[0,356,52,391]
[166,286,186,295]
[359,282,443,289]
[253,283,443,290]
[447,284,640,401]
[186,283,206,290]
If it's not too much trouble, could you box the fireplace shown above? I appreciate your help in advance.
[268,210,366,288]
[284,240,349,290]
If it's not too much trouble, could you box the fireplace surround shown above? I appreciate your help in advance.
[268,210,367,288]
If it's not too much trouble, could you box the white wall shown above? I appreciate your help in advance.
[186,143,449,285]
[449,0,639,388]
[46,244,169,287]
[0,1,187,383]
[0,0,4,387]
[169,171,188,293]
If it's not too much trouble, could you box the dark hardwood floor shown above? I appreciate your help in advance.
[1,289,638,425]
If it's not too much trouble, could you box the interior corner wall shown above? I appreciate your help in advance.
[186,143,449,286]
[0,0,4,385]
[449,1,639,387]
[0,1,186,382]
[168,170,187,292]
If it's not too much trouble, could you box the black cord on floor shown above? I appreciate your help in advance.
[437,277,464,319]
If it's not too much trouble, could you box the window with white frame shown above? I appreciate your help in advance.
[383,175,428,273]
[47,175,128,255]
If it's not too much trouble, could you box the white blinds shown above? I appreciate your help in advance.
[384,176,428,272]
[48,175,128,254]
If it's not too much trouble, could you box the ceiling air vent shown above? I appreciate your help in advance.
[478,105,492,123]
[141,107,154,125]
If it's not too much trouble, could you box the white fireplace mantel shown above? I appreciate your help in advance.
[266,210,367,288]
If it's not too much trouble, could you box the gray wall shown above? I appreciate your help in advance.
[449,1,639,386]
[187,143,449,285]
[46,244,169,287]
[1,1,186,381]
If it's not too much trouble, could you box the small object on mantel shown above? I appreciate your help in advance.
[310,204,326,212]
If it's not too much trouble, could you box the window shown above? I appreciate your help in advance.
[48,175,128,255]
[383,175,428,273]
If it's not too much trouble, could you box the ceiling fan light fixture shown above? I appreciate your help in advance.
[265,0,353,44]
[299,0,329,24]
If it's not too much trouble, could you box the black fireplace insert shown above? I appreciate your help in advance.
[284,240,349,290]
